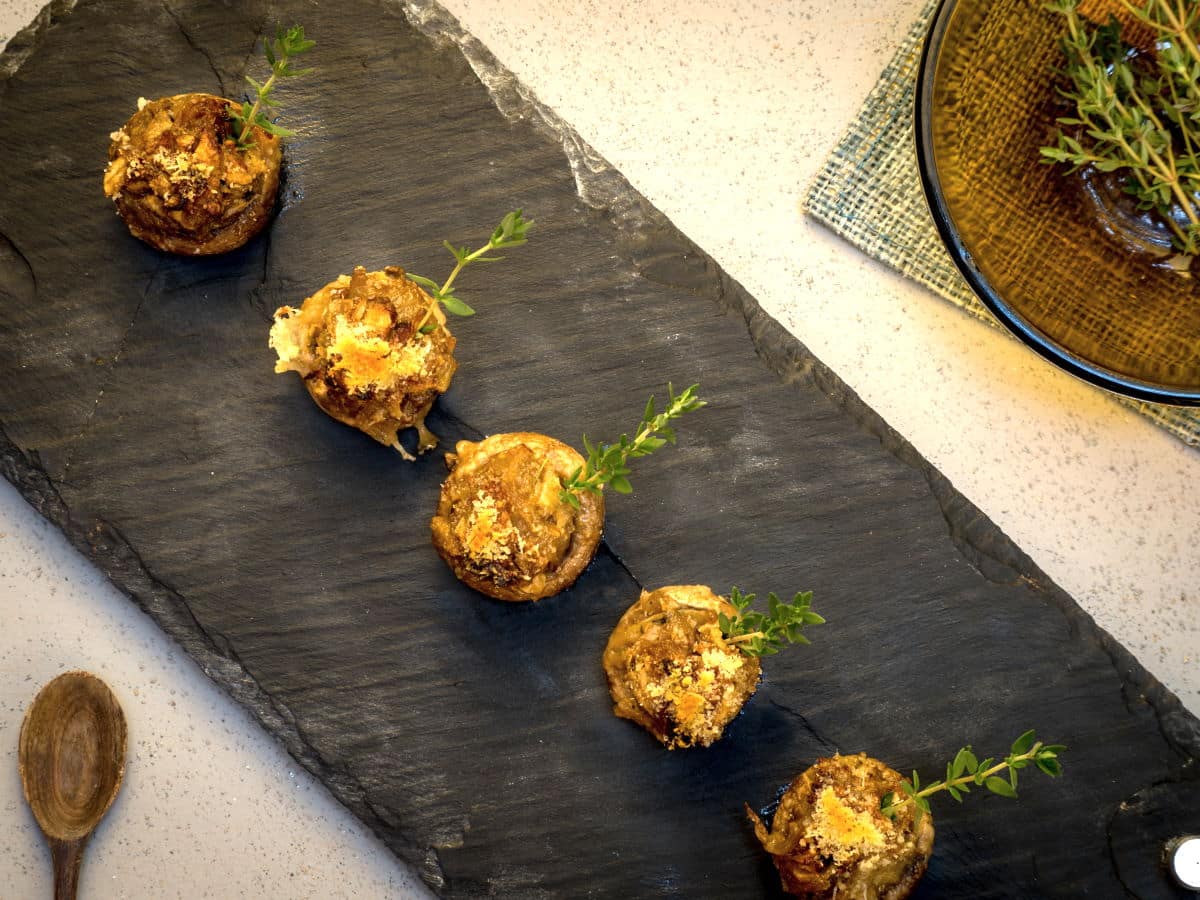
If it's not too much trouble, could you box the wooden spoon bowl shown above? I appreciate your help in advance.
[18,671,127,899]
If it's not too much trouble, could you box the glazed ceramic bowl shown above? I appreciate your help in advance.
[916,0,1200,405]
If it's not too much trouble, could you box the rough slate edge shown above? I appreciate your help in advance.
[1,0,1198,894]
[802,0,1200,447]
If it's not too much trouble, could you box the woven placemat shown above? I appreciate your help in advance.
[804,0,1200,447]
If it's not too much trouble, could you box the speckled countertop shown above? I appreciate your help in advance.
[1,0,1197,897]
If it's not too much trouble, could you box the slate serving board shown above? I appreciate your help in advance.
[2,1,1198,897]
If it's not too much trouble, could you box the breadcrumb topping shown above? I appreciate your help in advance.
[148,148,215,200]
[458,490,525,562]
[809,786,886,864]
[641,646,740,735]
[449,445,573,582]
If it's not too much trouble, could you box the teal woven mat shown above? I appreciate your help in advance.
[804,0,1200,447]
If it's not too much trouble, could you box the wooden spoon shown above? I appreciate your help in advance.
[18,672,127,900]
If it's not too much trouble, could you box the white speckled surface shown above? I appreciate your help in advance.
[1,0,1198,897]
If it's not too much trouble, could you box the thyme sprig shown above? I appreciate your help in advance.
[1040,0,1200,252]
[410,210,532,334]
[558,384,706,507]
[232,25,315,149]
[880,730,1066,825]
[717,587,825,658]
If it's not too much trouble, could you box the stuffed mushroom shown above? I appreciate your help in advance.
[429,432,605,601]
[431,384,703,601]
[603,585,762,749]
[747,754,935,900]
[270,266,457,457]
[103,93,282,255]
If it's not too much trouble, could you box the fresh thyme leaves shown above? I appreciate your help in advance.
[1040,0,1200,253]
[558,384,706,507]
[232,25,315,149]
[717,587,825,658]
[410,210,532,334]
[880,730,1066,825]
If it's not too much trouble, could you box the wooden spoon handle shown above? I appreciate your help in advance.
[48,837,85,900]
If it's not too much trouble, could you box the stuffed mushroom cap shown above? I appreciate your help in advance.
[430,432,604,601]
[603,584,762,749]
[270,265,457,458]
[103,93,281,255]
[747,753,935,899]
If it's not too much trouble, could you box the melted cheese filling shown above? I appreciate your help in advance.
[327,317,431,390]
[269,307,307,373]
[269,299,434,390]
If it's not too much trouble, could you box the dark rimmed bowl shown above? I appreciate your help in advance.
[916,0,1200,406]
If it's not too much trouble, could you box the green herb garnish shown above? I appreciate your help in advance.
[717,587,824,657]
[880,730,1066,824]
[410,210,532,334]
[1040,0,1200,253]
[558,383,706,507]
[232,24,315,149]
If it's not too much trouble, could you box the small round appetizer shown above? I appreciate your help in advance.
[103,93,282,255]
[430,432,605,601]
[603,584,822,748]
[269,212,530,457]
[270,266,458,458]
[747,732,1065,898]
[430,384,706,601]
[603,585,762,749]
[747,754,935,900]
[102,26,313,255]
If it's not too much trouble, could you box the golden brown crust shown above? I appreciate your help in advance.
[602,585,761,749]
[269,266,457,457]
[430,432,604,601]
[103,93,281,255]
[747,754,935,900]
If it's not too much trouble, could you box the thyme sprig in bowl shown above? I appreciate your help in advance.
[1040,0,1200,255]
[916,0,1200,405]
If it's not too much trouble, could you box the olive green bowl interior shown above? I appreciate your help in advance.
[917,0,1200,405]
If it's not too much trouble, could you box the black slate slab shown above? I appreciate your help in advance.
[2,1,1198,897]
